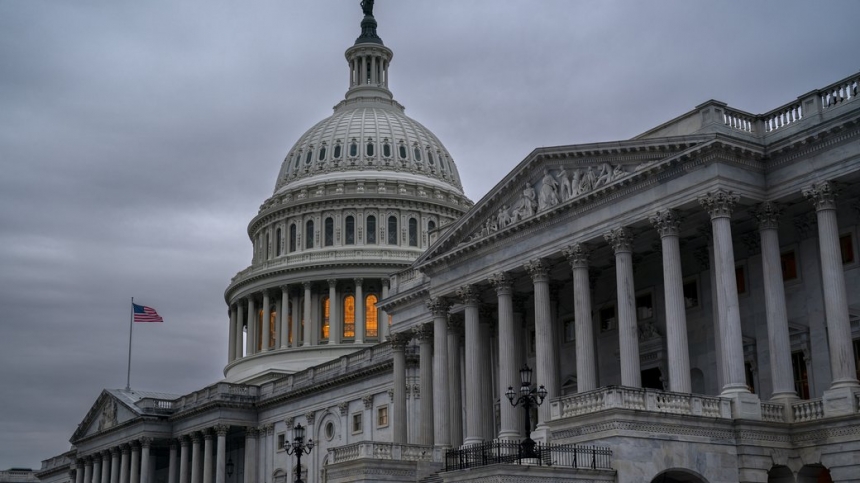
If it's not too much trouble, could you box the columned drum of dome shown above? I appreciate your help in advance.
[223,6,472,383]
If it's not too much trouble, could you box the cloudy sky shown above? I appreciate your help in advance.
[1,0,858,470]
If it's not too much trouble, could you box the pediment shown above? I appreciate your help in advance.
[416,136,714,268]
[72,390,139,442]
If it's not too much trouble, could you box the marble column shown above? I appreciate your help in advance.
[202,431,213,483]
[458,284,483,445]
[291,295,300,347]
[525,259,559,428]
[228,307,236,363]
[129,443,140,483]
[391,332,409,444]
[214,427,227,483]
[355,279,365,343]
[752,202,798,400]
[235,302,245,359]
[261,291,271,352]
[803,181,860,389]
[110,449,120,483]
[91,455,101,483]
[447,316,463,447]
[167,442,177,483]
[604,228,641,388]
[280,286,290,348]
[101,451,111,483]
[243,429,256,483]
[190,433,201,483]
[491,272,518,440]
[246,297,256,356]
[328,280,340,344]
[303,283,312,346]
[511,299,527,436]
[83,457,93,483]
[417,323,434,446]
[478,308,494,440]
[178,438,188,483]
[427,298,450,447]
[119,446,130,483]
[75,460,84,483]
[650,210,692,393]
[380,279,390,341]
[699,189,749,395]
[563,244,597,392]
[139,439,151,483]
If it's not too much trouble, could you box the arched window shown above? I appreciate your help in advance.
[333,142,342,159]
[343,295,355,339]
[366,294,378,338]
[408,218,418,247]
[318,145,326,161]
[275,228,282,256]
[349,140,358,157]
[427,148,435,165]
[345,215,355,245]
[293,153,300,170]
[387,216,398,245]
[305,150,313,165]
[321,296,330,340]
[440,154,447,171]
[266,233,271,259]
[289,224,297,252]
[366,215,376,244]
[305,220,314,249]
[324,217,334,246]
[398,143,407,159]
[413,146,422,161]
[382,140,391,158]
[366,140,374,157]
[428,220,436,232]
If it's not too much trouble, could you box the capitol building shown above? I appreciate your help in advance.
[37,4,860,483]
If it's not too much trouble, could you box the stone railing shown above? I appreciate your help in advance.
[136,397,175,414]
[792,398,825,422]
[760,402,786,423]
[4,469,39,482]
[168,382,258,414]
[328,442,439,464]
[820,73,859,109]
[551,386,731,420]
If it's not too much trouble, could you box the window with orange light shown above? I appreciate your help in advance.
[366,294,378,338]
[321,296,330,340]
[343,295,355,338]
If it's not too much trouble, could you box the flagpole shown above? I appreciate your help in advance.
[126,296,134,391]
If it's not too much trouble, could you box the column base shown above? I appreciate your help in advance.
[822,385,860,417]
[497,430,520,441]
[530,425,551,444]
[723,392,762,420]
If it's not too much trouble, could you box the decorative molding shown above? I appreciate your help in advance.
[425,297,450,317]
[525,258,550,283]
[457,284,479,305]
[649,209,682,238]
[803,180,838,211]
[563,243,590,269]
[751,201,782,231]
[698,188,739,219]
[604,227,633,253]
[489,271,513,294]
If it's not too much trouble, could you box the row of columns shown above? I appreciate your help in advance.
[74,438,152,483]
[227,279,391,363]
[390,183,858,448]
[349,53,389,88]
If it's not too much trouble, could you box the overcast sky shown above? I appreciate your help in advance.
[1,0,858,470]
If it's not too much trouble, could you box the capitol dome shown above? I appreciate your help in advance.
[222,4,472,384]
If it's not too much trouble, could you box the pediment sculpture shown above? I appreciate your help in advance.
[97,399,117,432]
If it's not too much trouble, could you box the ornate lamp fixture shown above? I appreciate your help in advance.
[505,364,548,459]
[286,423,314,483]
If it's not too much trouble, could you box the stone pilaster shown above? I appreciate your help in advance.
[525,258,559,432]
[139,438,151,483]
[563,243,597,392]
[246,297,256,355]
[390,332,410,444]
[328,279,340,344]
[201,430,213,483]
[109,448,120,483]
[303,282,312,346]
[458,284,483,445]
[491,272,518,440]
[177,438,188,483]
[167,442,177,483]
[280,286,290,348]
[427,297,450,447]
[650,209,691,393]
[416,323,434,445]
[447,315,464,447]
[242,428,256,483]
[605,228,641,388]
[189,433,201,483]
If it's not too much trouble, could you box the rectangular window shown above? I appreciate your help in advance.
[377,406,389,428]
[781,250,798,281]
[744,361,756,394]
[735,266,746,294]
[683,279,699,309]
[352,412,363,433]
[564,318,575,342]
[277,433,285,451]
[792,351,810,399]
[600,305,616,332]
[841,233,855,264]
[635,292,653,320]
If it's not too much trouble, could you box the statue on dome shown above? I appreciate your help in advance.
[361,0,374,16]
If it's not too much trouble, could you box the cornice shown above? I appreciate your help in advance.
[765,119,860,171]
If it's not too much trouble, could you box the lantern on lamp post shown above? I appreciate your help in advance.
[285,423,314,483]
[505,364,547,460]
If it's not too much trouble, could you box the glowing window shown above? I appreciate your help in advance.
[345,216,355,245]
[366,294,378,338]
[387,216,398,245]
[321,296,330,340]
[366,215,377,244]
[305,220,314,249]
[324,217,334,247]
[343,295,355,338]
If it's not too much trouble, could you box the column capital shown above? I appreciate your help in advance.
[447,314,463,332]
[214,425,230,436]
[650,209,682,237]
[285,416,294,428]
[456,284,479,305]
[244,427,258,439]
[190,432,201,444]
[489,271,513,294]
[388,331,411,350]
[426,297,450,316]
[139,437,152,448]
[168,440,178,450]
[338,401,349,416]
[327,279,337,288]
[305,411,316,425]
[354,278,363,287]
[415,323,434,341]
[121,444,131,455]
[129,440,140,450]
[751,201,782,230]
[91,453,101,463]
[302,281,312,290]
[563,243,591,268]
[102,449,111,459]
[802,180,838,211]
[698,188,739,219]
[604,227,634,253]
[381,278,390,289]
[110,447,120,456]
[279,284,290,292]
[201,428,213,440]
[525,258,550,282]
[363,394,374,409]
[178,436,189,447]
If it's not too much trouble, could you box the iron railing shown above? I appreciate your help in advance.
[444,440,611,472]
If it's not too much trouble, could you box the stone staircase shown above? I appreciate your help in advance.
[417,472,443,483]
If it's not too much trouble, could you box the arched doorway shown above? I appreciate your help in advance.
[767,465,793,483]
[797,464,832,483]
[650,469,709,483]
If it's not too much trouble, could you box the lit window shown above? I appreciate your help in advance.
[345,216,355,245]
[377,406,389,427]
[366,294,378,338]
[366,216,377,244]
[343,295,355,338]
[387,216,398,245]
[324,217,334,247]
[408,218,418,247]
[305,220,314,249]
[321,296,330,340]
[781,250,798,281]
[841,233,855,264]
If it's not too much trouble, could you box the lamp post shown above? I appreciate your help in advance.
[505,364,548,460]
[285,423,314,483]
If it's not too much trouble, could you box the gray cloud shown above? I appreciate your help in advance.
[1,0,858,469]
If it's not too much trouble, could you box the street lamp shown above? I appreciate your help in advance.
[285,423,314,483]
[505,364,548,460]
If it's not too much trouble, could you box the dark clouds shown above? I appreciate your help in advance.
[1,0,858,470]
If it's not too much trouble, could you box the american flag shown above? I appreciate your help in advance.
[133,303,164,323]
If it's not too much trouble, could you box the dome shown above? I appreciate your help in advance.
[274,97,464,196]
